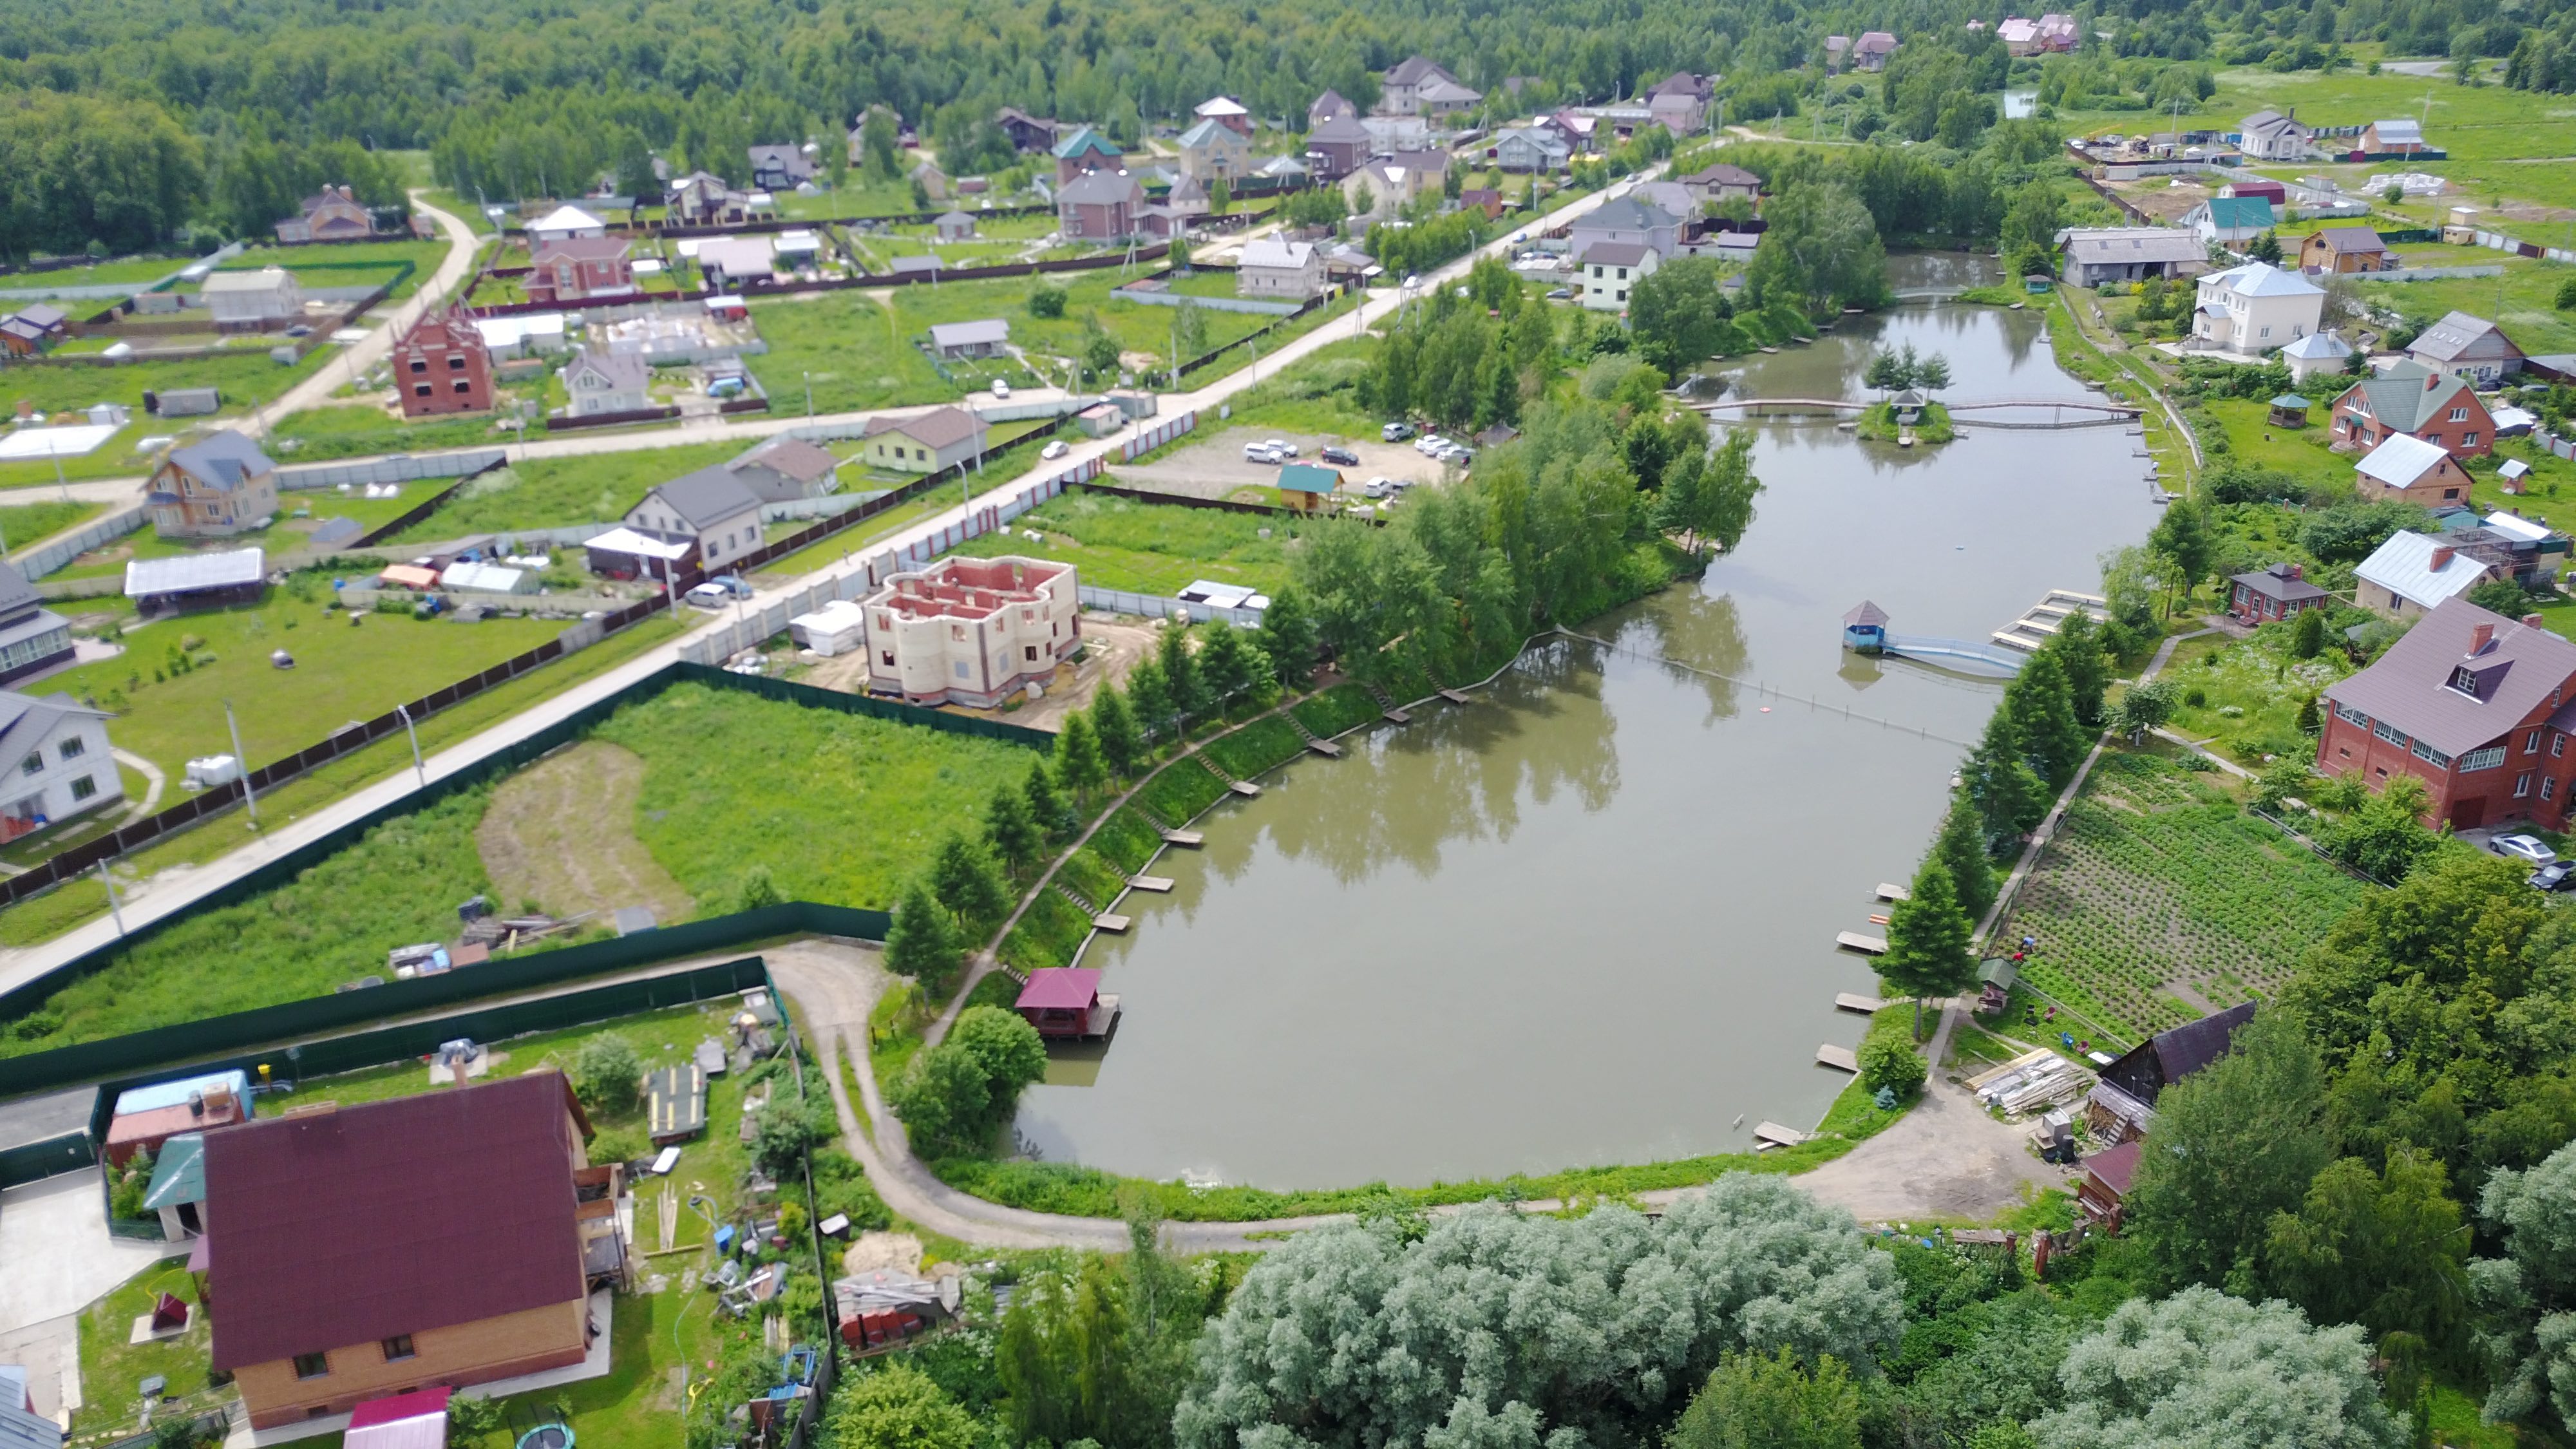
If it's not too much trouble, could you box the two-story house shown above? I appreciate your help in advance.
[1378,56,1463,116]
[2317,597,2576,831]
[2297,225,2391,274]
[1580,242,1658,312]
[860,556,1081,707]
[0,688,120,842]
[276,186,374,243]
[2329,358,2494,460]
[0,560,73,685]
[2190,261,2324,357]
[747,144,816,191]
[1302,117,1374,180]
[1175,118,1251,184]
[144,431,279,539]
[2239,108,2313,160]
[393,306,493,419]
[1056,170,1145,242]
[1643,73,1711,134]
[1568,196,1681,262]
[997,108,1059,153]
[2406,310,2526,387]
[1237,239,1325,299]
[1492,126,1573,173]
[1193,96,1253,136]
[562,347,653,417]
[625,467,764,573]
[525,237,635,305]
[1307,91,1358,128]
[201,268,303,330]
[1051,126,1124,187]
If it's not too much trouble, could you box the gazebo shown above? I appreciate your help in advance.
[2267,393,2311,428]
[1014,968,1121,1039]
[1841,600,1889,652]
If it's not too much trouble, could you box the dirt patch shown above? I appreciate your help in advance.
[841,1230,924,1276]
[2105,175,2215,225]
[1114,425,1458,502]
[475,740,690,922]
[796,617,1156,732]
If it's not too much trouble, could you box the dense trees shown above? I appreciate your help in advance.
[999,1217,1211,1449]
[887,1004,1047,1157]
[2031,1289,2405,1449]
[1745,182,1889,315]
[2472,1139,2576,1429]
[0,93,204,259]
[1880,858,1977,1033]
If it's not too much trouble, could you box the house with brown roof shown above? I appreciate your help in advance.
[276,185,375,243]
[2226,561,2329,627]
[2075,1140,2142,1229]
[202,1073,606,1430]
[2085,1001,2257,1145]
[2318,597,2576,830]
[1056,169,1146,243]
[393,307,493,419]
[1307,90,1358,129]
[1303,117,1373,180]
[997,108,1058,153]
[862,407,989,474]
[1852,31,1900,71]
[2407,310,2527,387]
[1379,56,1463,117]
[1051,127,1124,187]
[2329,358,2494,459]
[2298,225,2390,274]
[723,435,844,502]
[1681,162,1762,207]
[1643,73,1711,133]
[526,236,635,305]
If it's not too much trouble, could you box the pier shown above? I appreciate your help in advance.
[1128,876,1174,892]
[1836,931,1889,954]
[1092,913,1133,933]
[1992,589,2109,654]
[1816,1044,1861,1072]
[1754,1121,1814,1147]
[1835,992,1886,1014]
[1160,829,1204,847]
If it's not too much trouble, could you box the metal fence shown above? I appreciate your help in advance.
[16,505,147,582]
[1113,285,1305,317]
[278,449,508,491]
[1121,411,1198,460]
[1078,585,1263,627]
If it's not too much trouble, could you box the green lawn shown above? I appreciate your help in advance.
[0,347,342,489]
[269,400,538,462]
[74,1257,221,1436]
[2,254,198,288]
[0,497,103,556]
[951,490,1299,596]
[591,681,1043,912]
[389,441,743,540]
[2358,259,2576,356]
[222,240,453,300]
[44,490,423,582]
[2160,626,2355,761]
[2201,397,2353,491]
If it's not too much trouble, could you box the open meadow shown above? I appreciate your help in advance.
[950,490,1300,596]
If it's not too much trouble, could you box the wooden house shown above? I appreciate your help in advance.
[2084,1001,2256,1144]
[2074,1140,2142,1229]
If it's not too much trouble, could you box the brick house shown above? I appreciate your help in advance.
[1302,117,1374,180]
[860,556,1081,707]
[1051,126,1124,187]
[393,307,493,419]
[2297,225,2390,274]
[2226,561,2329,627]
[2353,431,2468,506]
[2329,358,2494,460]
[2318,598,2576,831]
[1056,170,1144,243]
[276,185,374,243]
[203,1074,603,1430]
[1193,96,1253,137]
[525,237,634,305]
[144,431,279,538]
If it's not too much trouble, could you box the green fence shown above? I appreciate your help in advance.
[0,1130,93,1189]
[0,659,1032,1032]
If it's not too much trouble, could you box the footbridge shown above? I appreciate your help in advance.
[1878,632,2029,674]
[1693,394,2144,426]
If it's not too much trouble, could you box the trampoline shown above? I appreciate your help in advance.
[515,1426,574,1449]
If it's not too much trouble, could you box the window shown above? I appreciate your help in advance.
[2414,739,2453,768]
[2374,719,2410,746]
[2529,730,2544,755]
[2335,703,2370,728]
[2463,745,2508,772]
[381,1336,416,1362]
[2555,732,2567,758]
[2448,665,2481,699]
[409,358,427,374]
[2450,408,2468,422]
[2549,775,2561,801]
[414,383,431,397]
[879,649,895,667]
[449,354,466,370]
[292,1353,330,1380]
[57,736,82,761]
[453,379,470,393]
[1025,645,1039,662]
[2464,432,2479,446]
[67,775,93,801]
[2516,771,2533,798]
[2425,433,2443,446]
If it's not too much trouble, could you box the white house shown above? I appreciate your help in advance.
[2280,330,2355,384]
[860,407,989,475]
[563,346,652,415]
[526,204,609,241]
[2354,529,2505,619]
[860,556,1081,708]
[2239,108,2313,160]
[200,268,302,327]
[1237,238,1325,299]
[623,466,765,573]
[1567,197,1681,261]
[1580,242,1658,312]
[2190,261,2324,357]
[1492,126,1572,173]
[0,690,121,843]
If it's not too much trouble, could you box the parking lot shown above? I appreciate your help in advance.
[1112,426,1459,503]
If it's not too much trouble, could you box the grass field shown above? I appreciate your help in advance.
[49,489,424,582]
[950,490,1299,596]
[2357,258,2576,354]
[388,440,743,539]
[1,254,198,289]
[221,239,452,300]
[0,497,104,556]
[477,740,690,921]
[592,681,1043,911]
[0,348,341,488]
[269,399,537,461]
[74,1258,220,1435]
[1993,749,2368,1047]
[2159,625,2354,761]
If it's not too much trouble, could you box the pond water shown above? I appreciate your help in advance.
[1010,301,2162,1191]
[2003,89,2039,120]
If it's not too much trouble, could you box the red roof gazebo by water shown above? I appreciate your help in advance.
[1015,968,1121,1040]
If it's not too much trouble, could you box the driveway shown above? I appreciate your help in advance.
[1115,427,1451,501]
[0,1171,179,1334]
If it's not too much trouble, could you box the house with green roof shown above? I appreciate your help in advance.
[2188,194,2276,249]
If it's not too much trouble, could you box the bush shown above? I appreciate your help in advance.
[589,1126,645,1165]
[811,1148,894,1231]
[750,1090,837,1177]
[569,1035,643,1113]
[1857,1030,1927,1100]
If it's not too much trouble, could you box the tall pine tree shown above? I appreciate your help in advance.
[1055,714,1108,801]
[1932,793,1996,925]
[2049,612,2111,729]
[1091,688,1144,779]
[1880,857,1978,1036]
[2005,648,2088,788]
[884,879,963,989]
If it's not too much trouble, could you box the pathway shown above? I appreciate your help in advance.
[0,169,1658,1002]
[240,194,486,440]
[112,750,164,820]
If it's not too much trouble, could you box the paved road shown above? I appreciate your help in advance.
[0,171,1652,1001]
[240,195,487,440]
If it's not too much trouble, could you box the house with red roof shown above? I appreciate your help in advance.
[2316,596,2576,831]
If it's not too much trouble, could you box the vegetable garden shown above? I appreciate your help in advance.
[1994,751,2367,1046]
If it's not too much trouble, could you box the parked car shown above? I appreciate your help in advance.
[1414,435,1449,456]
[1361,477,1392,498]
[1041,439,1069,459]
[1265,439,1299,457]
[2531,860,2576,892]
[1320,446,1359,466]
[2489,833,2557,866]
[683,582,735,609]
[1381,421,1416,442]
[992,380,1012,399]
[1244,441,1282,463]
[1388,475,1417,490]
[1545,287,1573,300]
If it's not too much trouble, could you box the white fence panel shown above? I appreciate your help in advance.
[16,506,149,581]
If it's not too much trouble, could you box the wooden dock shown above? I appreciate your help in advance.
[1381,708,1412,724]
[1754,1121,1812,1147]
[1835,931,1889,955]
[1304,738,1342,757]
[1874,882,1910,902]
[1128,876,1173,893]
[1227,781,1262,797]
[1439,688,1470,705]
[1834,992,1886,1014]
[1816,1044,1861,1073]
[1159,829,1204,847]
[1092,913,1132,933]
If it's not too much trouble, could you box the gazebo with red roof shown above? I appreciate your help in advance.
[1014,968,1121,1040]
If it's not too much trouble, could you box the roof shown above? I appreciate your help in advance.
[2328,596,2576,756]
[2084,1140,2143,1196]
[1177,118,1236,149]
[1385,55,1457,86]
[696,236,777,277]
[1309,89,1353,117]
[928,318,1010,348]
[529,236,630,265]
[583,526,694,562]
[1016,967,1103,1011]
[202,267,298,294]
[1057,169,1144,205]
[643,467,763,528]
[346,1387,451,1449]
[1586,242,1653,267]
[163,430,276,493]
[1275,462,1343,493]
[439,562,527,592]
[2270,394,2311,409]
[2201,260,2322,298]
[2306,225,2387,254]
[2354,431,2452,488]
[1240,238,1318,270]
[733,434,842,482]
[527,204,606,233]
[203,1072,587,1372]
[567,346,650,392]
[142,1132,207,1210]
[2281,330,2352,360]
[1575,196,1678,232]
[863,406,985,451]
[2409,310,2523,365]
[747,143,817,178]
[1842,600,1889,629]
[934,209,976,227]
[2341,359,2477,432]
[1686,162,1761,188]
[2230,563,2329,603]
[2354,529,2496,614]
[2098,1000,2258,1108]
[1855,30,1899,51]
[2484,509,2555,544]
[2060,227,2205,267]
[0,558,37,622]
[2371,117,2425,144]
[1052,125,1122,160]
[0,1381,60,1449]
[1416,77,1483,104]
[2200,196,2277,230]
[1308,116,1372,145]
[1195,96,1249,117]
[124,547,265,599]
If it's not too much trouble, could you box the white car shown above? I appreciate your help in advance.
[992,380,1012,399]
[2488,833,2557,866]
[1265,439,1299,458]
[1244,442,1280,463]
[1361,477,1392,498]
[1414,435,1448,456]
[1041,440,1069,459]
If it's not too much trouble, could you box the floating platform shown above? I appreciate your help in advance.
[1381,708,1412,724]
[1817,1044,1861,1073]
[1836,931,1889,954]
[1754,1121,1813,1147]
[1128,875,1173,892]
[1439,688,1470,705]
[1160,829,1204,846]
[1993,589,2112,654]
[1227,781,1262,797]
[1092,913,1132,933]
[1835,992,1886,1014]
[1304,739,1342,757]
[1874,882,1910,902]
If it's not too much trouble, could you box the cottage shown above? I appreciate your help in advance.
[2318,597,2576,829]
[1569,196,1681,261]
[125,549,267,616]
[200,268,303,329]
[996,108,1059,153]
[105,1070,249,1168]
[2218,178,2288,207]
[2085,1001,2257,1144]
[1237,238,1325,299]
[1341,153,1447,221]
[665,171,752,227]
[0,303,64,357]
[526,236,634,305]
[1051,126,1124,187]
[1580,242,1658,312]
[276,185,374,243]
[2362,118,2430,156]
[145,431,279,538]
[0,688,119,841]
[928,318,1011,361]
[2280,330,2355,384]
[724,435,843,502]
[2298,225,2390,274]
[1276,462,1344,510]
[2329,358,2493,459]
[2407,310,2526,386]
[1014,967,1120,1039]
[2239,108,2312,161]
[747,144,817,191]
[202,1074,600,1430]
[625,468,764,573]
[1458,188,1504,221]
[2354,431,2469,507]
[393,307,493,419]
[1302,116,1374,180]
[859,555,1079,706]
[1193,96,1253,137]
[1492,126,1573,174]
[1379,56,1464,117]
[1415,76,1484,117]
[1307,90,1358,129]
[1851,31,1900,71]
[860,406,988,475]
[1643,73,1711,133]
[2075,1141,2143,1229]
[0,560,72,685]
[562,347,653,417]
[933,210,978,242]
[1176,118,1251,184]
[909,161,949,202]
[694,235,776,289]
[1056,170,1146,243]
[2056,227,2204,287]
[526,204,609,242]
[1681,162,1762,207]
[2354,529,2508,618]
[2227,561,2329,626]
[2187,195,2277,249]
[2190,261,2323,357]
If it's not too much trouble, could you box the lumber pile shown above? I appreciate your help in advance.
[1969,1048,2091,1117]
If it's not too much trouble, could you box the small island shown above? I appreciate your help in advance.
[1857,390,1956,445]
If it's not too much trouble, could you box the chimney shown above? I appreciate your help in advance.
[2431,545,2455,571]
[2286,563,2304,581]
[2470,621,2496,655]
[2526,614,2548,629]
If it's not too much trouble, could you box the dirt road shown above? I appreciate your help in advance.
[1114,426,1450,502]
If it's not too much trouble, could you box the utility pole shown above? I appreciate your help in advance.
[395,703,426,786]
[224,700,258,828]
[97,858,125,936]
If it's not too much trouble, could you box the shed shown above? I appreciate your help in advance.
[2267,393,2311,427]
[582,525,696,581]
[1976,956,2018,1013]
[1275,462,1344,511]
[343,1388,451,1449]
[124,548,266,616]
[2076,1139,2143,1229]
[142,1131,209,1240]
[2499,458,2533,494]
[927,318,1010,361]
[106,1069,250,1166]
[647,1063,707,1144]
[789,599,868,656]
[1075,402,1123,437]
[1015,968,1118,1039]
[1841,600,1889,651]
[438,562,536,595]
[147,388,222,418]
[375,565,439,591]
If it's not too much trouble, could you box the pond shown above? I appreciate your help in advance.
[1010,301,2162,1191]
[2003,89,2039,119]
